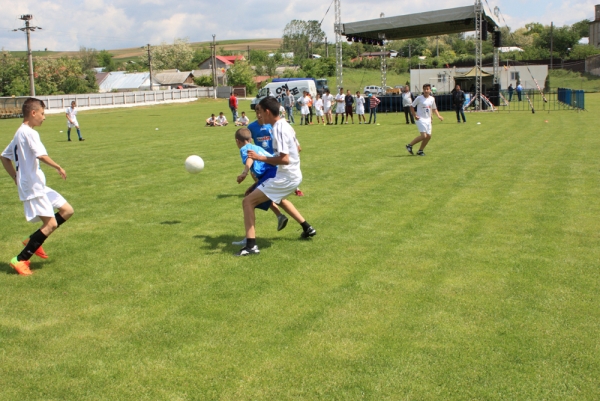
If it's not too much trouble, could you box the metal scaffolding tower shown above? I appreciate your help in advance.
[334,0,343,89]
[379,33,387,92]
[474,0,483,111]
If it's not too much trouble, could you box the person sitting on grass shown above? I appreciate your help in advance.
[206,114,218,127]
[216,112,228,126]
[235,111,250,126]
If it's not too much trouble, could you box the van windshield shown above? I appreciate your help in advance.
[258,87,270,98]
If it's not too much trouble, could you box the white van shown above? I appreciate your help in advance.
[364,85,383,95]
[251,80,317,110]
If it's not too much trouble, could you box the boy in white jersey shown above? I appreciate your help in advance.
[406,83,444,156]
[235,97,316,256]
[334,87,346,125]
[65,101,84,141]
[1,98,75,275]
[323,89,333,125]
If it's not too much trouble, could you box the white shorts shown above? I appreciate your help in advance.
[416,119,432,135]
[336,105,345,114]
[23,187,67,223]
[356,107,365,115]
[67,120,79,128]
[324,106,331,113]
[257,176,302,204]
[316,109,324,117]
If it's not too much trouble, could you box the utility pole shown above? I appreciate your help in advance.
[334,0,343,89]
[146,44,154,90]
[247,45,250,61]
[211,34,217,99]
[550,22,554,70]
[325,36,329,58]
[13,14,41,96]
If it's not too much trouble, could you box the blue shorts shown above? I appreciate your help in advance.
[254,167,277,211]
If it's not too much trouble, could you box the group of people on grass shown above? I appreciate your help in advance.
[205,111,251,127]
[284,87,382,126]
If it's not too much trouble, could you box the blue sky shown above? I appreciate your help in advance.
[0,0,595,52]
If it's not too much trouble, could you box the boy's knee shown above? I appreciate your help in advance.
[59,203,75,220]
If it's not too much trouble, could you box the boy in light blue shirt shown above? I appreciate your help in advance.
[233,128,288,246]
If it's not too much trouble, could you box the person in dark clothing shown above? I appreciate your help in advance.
[452,84,467,123]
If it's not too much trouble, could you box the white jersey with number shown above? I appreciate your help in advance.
[1,124,48,201]
[272,119,302,182]
[412,95,437,123]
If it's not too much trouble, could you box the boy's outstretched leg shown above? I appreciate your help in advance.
[279,199,316,238]
[76,128,84,141]
[269,203,288,231]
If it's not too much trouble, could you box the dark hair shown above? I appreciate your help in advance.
[235,128,252,142]
[22,97,45,117]
[258,96,280,117]
[423,83,431,90]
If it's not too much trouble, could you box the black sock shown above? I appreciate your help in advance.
[246,238,256,248]
[341,116,345,124]
[300,221,311,231]
[55,212,66,227]
[67,129,71,140]
[335,116,338,124]
[17,229,48,261]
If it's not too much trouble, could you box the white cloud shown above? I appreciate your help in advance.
[0,0,595,51]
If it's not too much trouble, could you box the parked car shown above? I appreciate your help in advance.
[364,85,382,95]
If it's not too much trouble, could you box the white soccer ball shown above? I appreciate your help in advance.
[185,155,204,174]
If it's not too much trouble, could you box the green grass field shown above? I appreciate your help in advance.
[1,96,599,400]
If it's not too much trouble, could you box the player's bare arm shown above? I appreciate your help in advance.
[237,158,254,184]
[1,156,17,184]
[410,106,419,120]
[247,150,289,166]
[38,155,67,180]
[435,110,444,121]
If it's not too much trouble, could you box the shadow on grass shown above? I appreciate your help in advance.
[0,260,50,275]
[193,234,273,252]
[160,220,181,225]
[216,194,244,199]
[389,154,416,158]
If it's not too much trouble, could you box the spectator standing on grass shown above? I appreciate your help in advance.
[367,93,380,124]
[1,98,75,276]
[299,91,310,125]
[451,84,466,123]
[516,82,523,101]
[344,90,355,124]
[402,85,415,125]
[508,84,514,102]
[335,87,345,125]
[284,89,295,124]
[314,94,325,125]
[307,93,314,124]
[65,101,84,142]
[229,92,238,122]
[355,91,366,124]
[323,89,333,125]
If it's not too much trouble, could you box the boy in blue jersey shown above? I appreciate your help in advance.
[232,128,288,246]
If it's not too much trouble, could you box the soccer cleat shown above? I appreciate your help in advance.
[277,214,289,231]
[79,138,85,141]
[406,144,414,155]
[234,245,260,256]
[295,189,304,197]
[10,256,32,276]
[232,238,247,246]
[22,238,48,259]
[300,226,317,238]
[417,150,425,156]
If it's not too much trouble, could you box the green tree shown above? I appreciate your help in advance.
[571,19,591,39]
[281,20,326,61]
[78,47,98,71]
[151,38,194,71]
[0,51,29,96]
[226,59,256,94]
[97,50,116,72]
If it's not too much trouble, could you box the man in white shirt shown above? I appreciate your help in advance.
[334,87,346,125]
[1,98,75,275]
[406,83,444,156]
[65,101,85,141]
[236,97,316,256]
[216,112,228,126]
[401,85,415,124]
[235,111,250,126]
[323,89,333,125]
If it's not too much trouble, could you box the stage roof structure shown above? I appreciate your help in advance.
[342,5,498,41]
